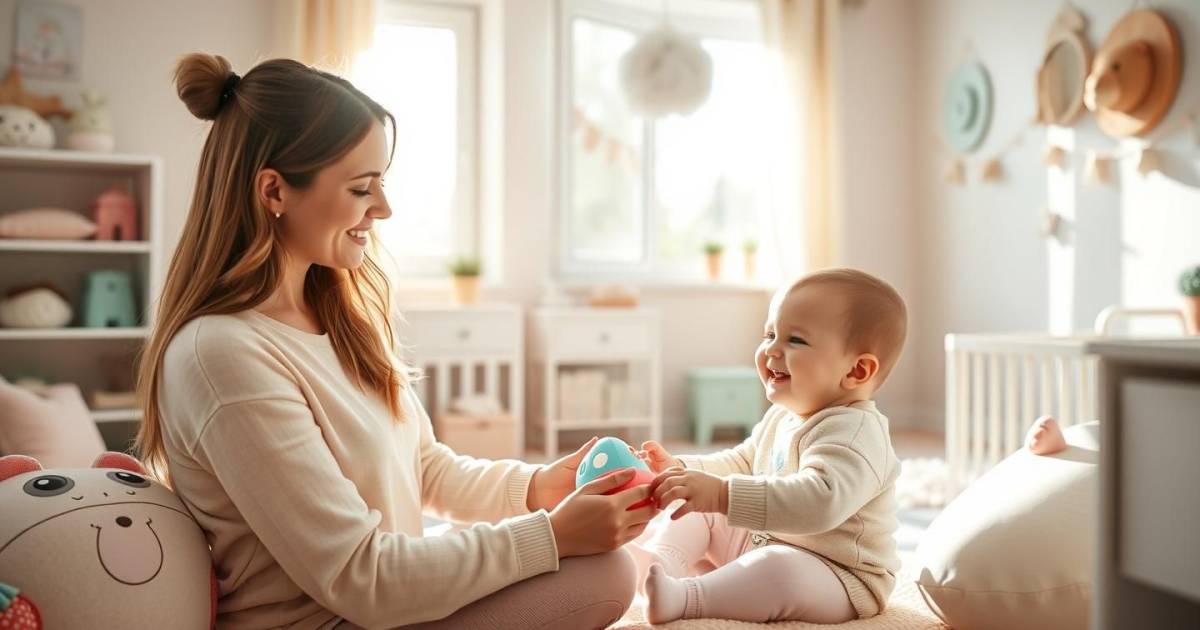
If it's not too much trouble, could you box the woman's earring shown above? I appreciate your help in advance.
[273,211,281,219]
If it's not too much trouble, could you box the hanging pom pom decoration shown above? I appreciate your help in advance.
[1083,151,1114,184]
[944,158,966,185]
[619,27,713,118]
[1136,147,1162,176]
[980,157,1005,182]
[1041,144,1067,169]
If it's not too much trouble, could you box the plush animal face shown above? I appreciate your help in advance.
[0,106,54,149]
[0,453,214,629]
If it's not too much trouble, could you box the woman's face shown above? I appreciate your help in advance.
[277,122,392,270]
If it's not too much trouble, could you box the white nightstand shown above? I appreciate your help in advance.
[529,307,662,457]
[396,304,524,457]
[1093,339,1200,629]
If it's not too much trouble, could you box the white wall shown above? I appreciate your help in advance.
[836,0,920,428]
[907,0,1200,430]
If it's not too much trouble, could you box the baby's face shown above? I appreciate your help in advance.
[755,285,856,416]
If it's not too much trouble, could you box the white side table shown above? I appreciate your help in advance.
[530,307,662,457]
[1092,339,1200,629]
[396,304,524,457]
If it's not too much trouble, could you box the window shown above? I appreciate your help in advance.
[354,1,478,277]
[559,0,775,282]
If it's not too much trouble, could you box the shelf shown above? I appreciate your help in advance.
[0,239,151,254]
[91,408,140,423]
[0,327,149,341]
[0,147,159,170]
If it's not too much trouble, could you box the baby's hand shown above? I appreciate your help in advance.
[649,468,729,520]
[636,441,683,473]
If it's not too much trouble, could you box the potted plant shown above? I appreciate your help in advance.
[447,256,482,306]
[742,238,758,279]
[702,241,724,281]
[1179,264,1200,335]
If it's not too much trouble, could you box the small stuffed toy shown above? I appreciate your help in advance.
[0,452,217,629]
[66,90,114,152]
[575,436,656,510]
[0,105,54,149]
[0,284,72,329]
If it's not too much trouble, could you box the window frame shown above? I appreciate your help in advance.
[555,0,765,283]
[367,0,481,277]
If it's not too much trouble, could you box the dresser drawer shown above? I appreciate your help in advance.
[551,318,652,358]
[402,311,518,354]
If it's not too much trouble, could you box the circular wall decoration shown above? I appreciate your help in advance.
[942,61,993,153]
[1084,9,1181,138]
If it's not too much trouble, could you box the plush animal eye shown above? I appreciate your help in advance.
[106,471,151,488]
[24,475,75,497]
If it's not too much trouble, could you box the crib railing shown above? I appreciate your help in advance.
[944,333,1099,495]
[944,308,1188,496]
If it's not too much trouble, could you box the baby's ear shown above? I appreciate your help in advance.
[0,455,43,482]
[843,354,880,388]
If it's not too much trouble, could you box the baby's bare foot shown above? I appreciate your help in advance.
[1025,415,1067,455]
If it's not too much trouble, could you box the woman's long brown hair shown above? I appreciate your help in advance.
[136,53,408,482]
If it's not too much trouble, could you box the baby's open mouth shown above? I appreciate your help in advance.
[768,369,790,383]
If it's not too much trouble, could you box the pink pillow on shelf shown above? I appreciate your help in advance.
[0,207,97,240]
[0,378,106,468]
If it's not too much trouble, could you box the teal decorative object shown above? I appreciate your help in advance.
[81,270,137,328]
[942,61,993,153]
[575,436,649,488]
[687,367,767,446]
[575,437,655,510]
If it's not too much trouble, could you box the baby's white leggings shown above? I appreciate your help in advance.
[629,511,857,623]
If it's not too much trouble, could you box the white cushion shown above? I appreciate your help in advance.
[915,422,1098,630]
[0,207,97,240]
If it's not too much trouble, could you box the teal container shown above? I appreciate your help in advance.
[687,367,767,446]
[81,270,137,328]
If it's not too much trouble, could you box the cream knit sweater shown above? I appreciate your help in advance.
[158,310,559,629]
[678,401,901,618]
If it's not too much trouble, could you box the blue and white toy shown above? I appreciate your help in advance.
[575,437,655,509]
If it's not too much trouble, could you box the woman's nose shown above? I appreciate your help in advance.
[371,198,393,220]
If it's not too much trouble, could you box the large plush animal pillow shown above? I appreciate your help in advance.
[0,452,216,629]
[915,421,1099,630]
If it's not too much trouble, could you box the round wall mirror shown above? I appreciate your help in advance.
[1038,31,1091,125]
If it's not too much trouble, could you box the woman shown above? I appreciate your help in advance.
[136,53,654,629]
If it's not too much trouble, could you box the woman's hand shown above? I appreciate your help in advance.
[636,440,683,473]
[548,469,658,558]
[527,436,599,512]
[650,468,729,520]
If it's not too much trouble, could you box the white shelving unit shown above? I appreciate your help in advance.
[529,307,662,457]
[0,147,164,428]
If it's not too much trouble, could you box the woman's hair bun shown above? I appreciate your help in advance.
[174,53,235,121]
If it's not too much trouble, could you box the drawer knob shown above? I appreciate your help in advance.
[599,332,611,344]
[457,328,471,341]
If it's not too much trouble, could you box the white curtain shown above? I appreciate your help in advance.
[760,0,843,276]
[281,0,378,73]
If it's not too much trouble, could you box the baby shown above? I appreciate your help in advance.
[631,268,907,623]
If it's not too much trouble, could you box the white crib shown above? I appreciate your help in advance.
[943,307,1187,496]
